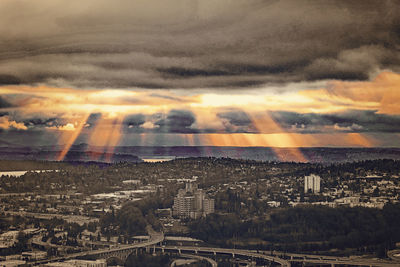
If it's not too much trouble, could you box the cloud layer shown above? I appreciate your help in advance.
[0,0,399,89]
[1,1,400,149]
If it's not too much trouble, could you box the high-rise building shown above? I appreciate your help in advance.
[304,174,321,193]
[173,182,214,219]
[203,198,215,214]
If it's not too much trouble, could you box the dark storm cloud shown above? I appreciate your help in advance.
[122,114,146,133]
[0,96,14,109]
[0,0,399,89]
[120,109,400,135]
[3,111,75,130]
[217,110,257,133]
[154,110,197,133]
[157,67,231,78]
[20,116,72,129]
[218,111,252,126]
[148,93,184,102]
[85,113,102,128]
[24,117,58,127]
[0,75,21,85]
[271,110,400,133]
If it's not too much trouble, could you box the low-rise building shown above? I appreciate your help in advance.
[0,231,19,248]
[22,251,47,261]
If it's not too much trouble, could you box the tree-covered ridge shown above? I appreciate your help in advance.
[189,204,400,256]
[0,160,68,171]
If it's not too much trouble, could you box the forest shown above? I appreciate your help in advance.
[189,204,400,257]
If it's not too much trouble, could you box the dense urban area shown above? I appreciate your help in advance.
[0,158,400,266]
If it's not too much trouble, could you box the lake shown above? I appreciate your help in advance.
[142,157,175,163]
[0,170,57,177]
[0,171,28,177]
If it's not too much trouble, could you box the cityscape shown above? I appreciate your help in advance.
[0,157,399,266]
[1,0,400,266]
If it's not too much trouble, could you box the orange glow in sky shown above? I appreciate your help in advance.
[1,71,400,153]
[346,133,375,148]
[57,113,91,161]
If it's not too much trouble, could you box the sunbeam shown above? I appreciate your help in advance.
[247,112,308,162]
[57,113,91,161]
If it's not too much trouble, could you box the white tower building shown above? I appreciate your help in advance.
[304,174,321,193]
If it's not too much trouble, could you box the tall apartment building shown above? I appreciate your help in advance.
[173,181,215,219]
[304,174,321,193]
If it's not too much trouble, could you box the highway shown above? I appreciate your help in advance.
[159,245,290,266]
[387,249,400,262]
[31,233,76,251]
[32,230,399,267]
[273,251,397,266]
[160,245,400,267]
[289,258,396,267]
[33,227,164,265]
[170,253,217,267]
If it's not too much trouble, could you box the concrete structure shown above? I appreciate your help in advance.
[22,251,47,261]
[172,182,214,219]
[0,255,22,261]
[45,259,106,267]
[35,228,164,266]
[155,208,172,217]
[202,198,215,214]
[171,253,217,267]
[0,260,26,267]
[159,245,290,266]
[122,179,141,185]
[304,174,321,193]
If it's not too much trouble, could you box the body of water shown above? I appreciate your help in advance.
[0,170,56,177]
[0,171,28,177]
[142,157,175,163]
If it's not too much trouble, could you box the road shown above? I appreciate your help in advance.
[387,249,400,262]
[289,257,396,267]
[5,211,98,226]
[273,251,397,266]
[31,233,76,251]
[32,231,399,267]
[161,245,400,267]
[160,245,290,266]
[170,253,217,267]
[34,227,164,265]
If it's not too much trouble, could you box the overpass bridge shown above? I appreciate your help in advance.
[33,228,164,265]
[33,231,289,266]
[159,245,399,267]
[33,232,399,267]
[387,249,400,262]
[274,251,397,267]
[170,253,217,267]
[158,245,290,266]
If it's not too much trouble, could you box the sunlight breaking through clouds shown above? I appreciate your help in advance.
[1,71,400,149]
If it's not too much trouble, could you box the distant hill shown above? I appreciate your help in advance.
[1,145,400,163]
[0,139,20,147]
[0,148,142,163]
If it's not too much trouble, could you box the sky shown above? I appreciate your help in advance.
[1,0,400,155]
